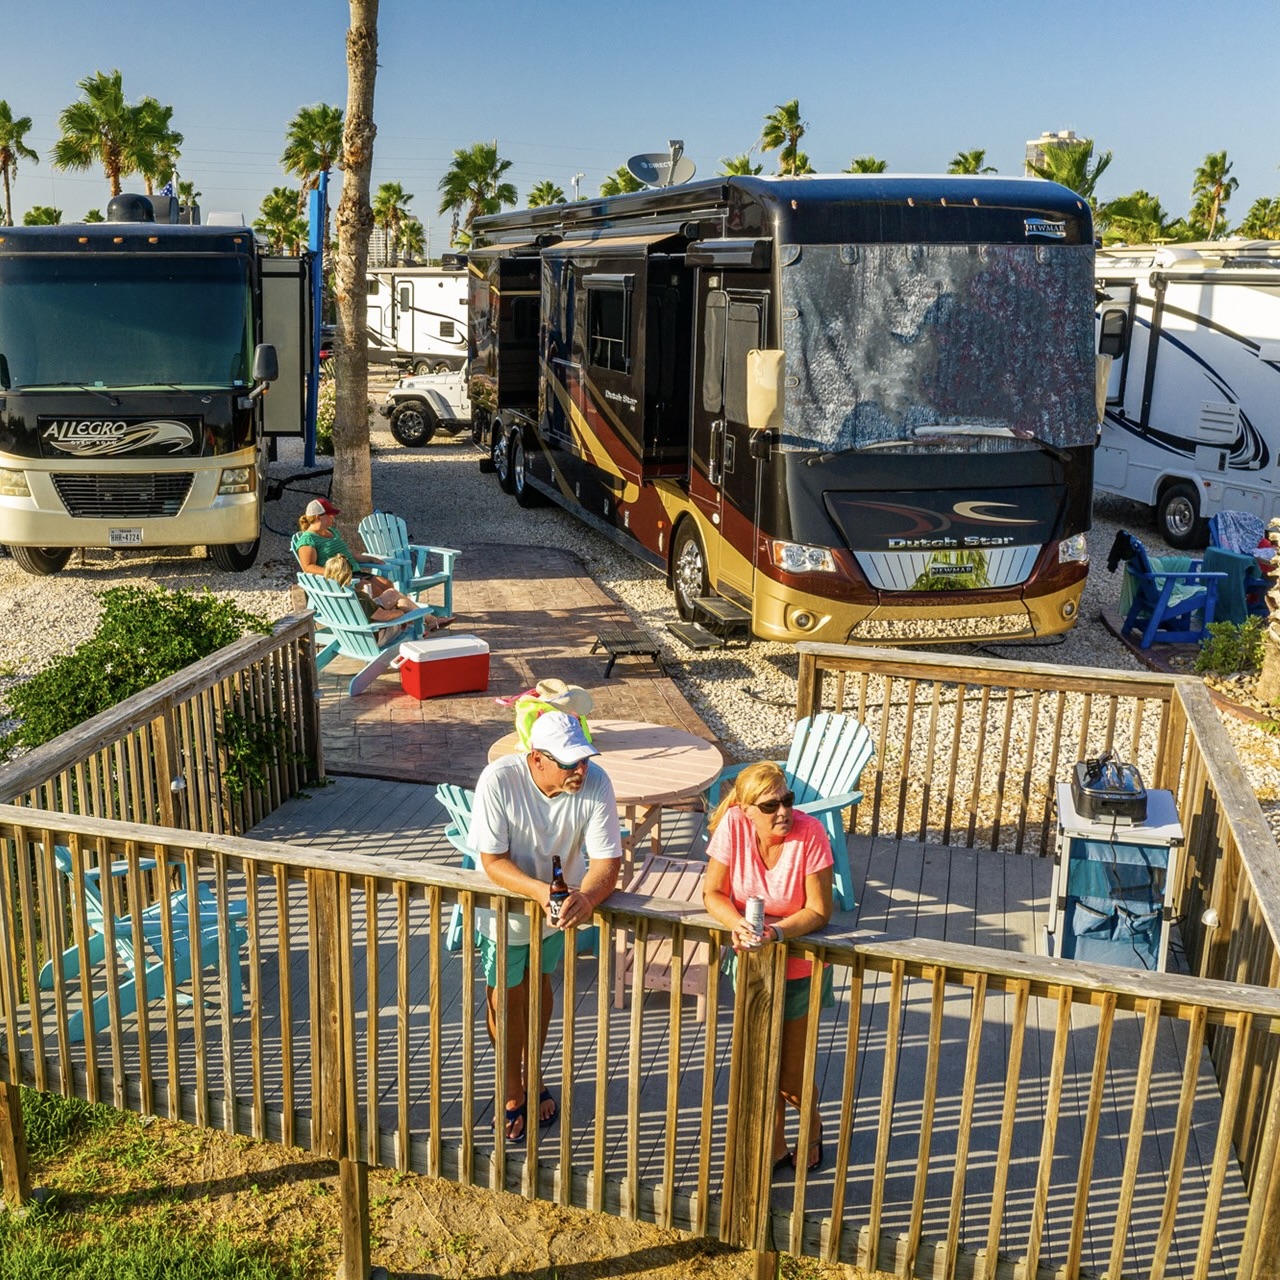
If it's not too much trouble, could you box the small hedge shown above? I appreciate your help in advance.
[0,586,272,761]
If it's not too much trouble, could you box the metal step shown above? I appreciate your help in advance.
[666,621,725,651]
[692,596,752,645]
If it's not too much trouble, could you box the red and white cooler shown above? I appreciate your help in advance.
[396,634,490,699]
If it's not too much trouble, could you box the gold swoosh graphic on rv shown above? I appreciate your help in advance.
[545,364,641,505]
[951,501,1035,525]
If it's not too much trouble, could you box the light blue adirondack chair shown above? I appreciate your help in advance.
[38,844,248,1043]
[297,573,432,696]
[707,712,874,912]
[435,783,477,953]
[357,511,460,620]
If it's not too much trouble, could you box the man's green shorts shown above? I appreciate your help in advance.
[478,930,565,988]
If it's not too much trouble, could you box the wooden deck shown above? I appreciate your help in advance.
[238,777,1249,1278]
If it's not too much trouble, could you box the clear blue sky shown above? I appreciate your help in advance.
[3,0,1277,246]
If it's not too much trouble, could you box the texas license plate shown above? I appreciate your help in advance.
[108,527,143,547]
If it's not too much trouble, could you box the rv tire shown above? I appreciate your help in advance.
[209,539,261,572]
[389,400,438,447]
[513,437,547,508]
[672,522,709,621]
[412,360,432,376]
[1157,482,1207,550]
[11,546,72,576]
[494,428,517,494]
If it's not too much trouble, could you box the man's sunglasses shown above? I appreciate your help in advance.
[542,752,586,772]
[753,791,796,815]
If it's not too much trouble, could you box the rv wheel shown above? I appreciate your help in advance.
[10,546,72,576]
[672,522,709,620]
[494,428,517,494]
[209,539,261,572]
[389,400,438,447]
[1157,482,1207,550]
[412,360,432,376]
[513,437,547,508]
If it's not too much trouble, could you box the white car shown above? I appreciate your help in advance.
[377,369,471,447]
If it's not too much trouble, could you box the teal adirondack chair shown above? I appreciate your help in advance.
[707,712,874,911]
[435,783,477,952]
[297,573,432,696]
[357,511,460,619]
[38,844,248,1043]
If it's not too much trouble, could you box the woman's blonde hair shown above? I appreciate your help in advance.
[707,760,788,834]
[323,557,353,587]
[297,513,322,532]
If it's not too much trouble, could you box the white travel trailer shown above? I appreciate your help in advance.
[1095,241,1280,546]
[365,266,469,373]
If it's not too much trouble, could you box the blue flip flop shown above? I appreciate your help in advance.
[495,1101,526,1140]
[538,1087,558,1129]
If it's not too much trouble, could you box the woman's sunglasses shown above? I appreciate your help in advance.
[753,791,796,815]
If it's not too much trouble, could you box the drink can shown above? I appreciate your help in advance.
[745,896,765,936]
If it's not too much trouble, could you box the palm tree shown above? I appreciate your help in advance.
[372,180,413,264]
[1026,137,1112,203]
[129,98,183,194]
[527,179,565,207]
[280,101,344,255]
[399,217,426,262]
[947,148,996,175]
[599,166,643,196]
[1096,190,1177,245]
[22,206,61,225]
[719,153,762,176]
[254,186,307,254]
[0,101,39,227]
[760,98,807,175]
[845,156,887,173]
[1190,150,1238,240]
[1237,196,1280,241]
[82,208,104,223]
[791,152,815,175]
[51,69,174,197]
[436,142,517,244]
[332,1,378,532]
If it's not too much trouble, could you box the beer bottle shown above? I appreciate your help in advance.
[548,855,570,925]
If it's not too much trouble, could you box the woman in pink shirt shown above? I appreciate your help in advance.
[703,761,834,1173]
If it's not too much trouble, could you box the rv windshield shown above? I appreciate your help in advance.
[779,242,1097,454]
[0,255,253,391]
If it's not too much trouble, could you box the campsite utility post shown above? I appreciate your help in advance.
[305,172,328,470]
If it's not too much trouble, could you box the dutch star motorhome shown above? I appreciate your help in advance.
[469,175,1099,646]
[366,265,468,373]
[1096,241,1280,546]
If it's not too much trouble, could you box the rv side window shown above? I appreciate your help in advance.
[440,319,455,339]
[511,296,539,343]
[586,279,631,373]
[1099,308,1128,358]
[399,285,411,309]
[725,298,766,424]
[365,278,379,296]
[702,292,727,411]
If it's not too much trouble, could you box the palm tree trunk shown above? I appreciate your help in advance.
[333,0,379,539]
[1,168,11,227]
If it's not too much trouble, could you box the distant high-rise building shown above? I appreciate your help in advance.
[1025,130,1080,176]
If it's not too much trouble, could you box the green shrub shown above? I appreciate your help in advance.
[0,586,271,760]
[1194,617,1266,675]
[315,377,336,457]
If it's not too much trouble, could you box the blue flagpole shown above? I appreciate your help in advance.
[305,173,327,469]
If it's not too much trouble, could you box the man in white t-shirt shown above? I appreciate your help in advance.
[469,711,622,1140]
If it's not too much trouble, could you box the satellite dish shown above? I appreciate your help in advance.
[626,152,697,188]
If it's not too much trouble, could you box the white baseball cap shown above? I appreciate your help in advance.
[528,711,598,765]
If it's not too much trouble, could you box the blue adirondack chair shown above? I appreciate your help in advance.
[298,573,432,696]
[38,844,248,1043]
[435,783,478,952]
[1207,511,1271,624]
[357,511,460,620]
[707,712,874,912]
[1115,534,1226,649]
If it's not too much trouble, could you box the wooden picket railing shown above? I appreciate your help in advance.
[1,636,1279,1276]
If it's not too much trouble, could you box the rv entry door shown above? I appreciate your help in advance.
[692,279,768,605]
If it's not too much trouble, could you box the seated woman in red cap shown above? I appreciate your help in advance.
[293,497,414,608]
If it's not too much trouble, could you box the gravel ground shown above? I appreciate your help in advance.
[2,380,1277,841]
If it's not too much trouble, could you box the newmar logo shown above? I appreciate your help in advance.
[1024,217,1067,240]
[41,418,194,457]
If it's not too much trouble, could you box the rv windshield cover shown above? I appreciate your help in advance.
[780,243,1097,454]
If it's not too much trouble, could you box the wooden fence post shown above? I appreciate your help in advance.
[0,1080,31,1206]
[720,943,787,1277]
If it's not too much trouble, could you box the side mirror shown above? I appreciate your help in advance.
[1098,309,1127,358]
[746,348,785,431]
[252,343,280,383]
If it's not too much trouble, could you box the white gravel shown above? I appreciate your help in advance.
[2,380,1277,843]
